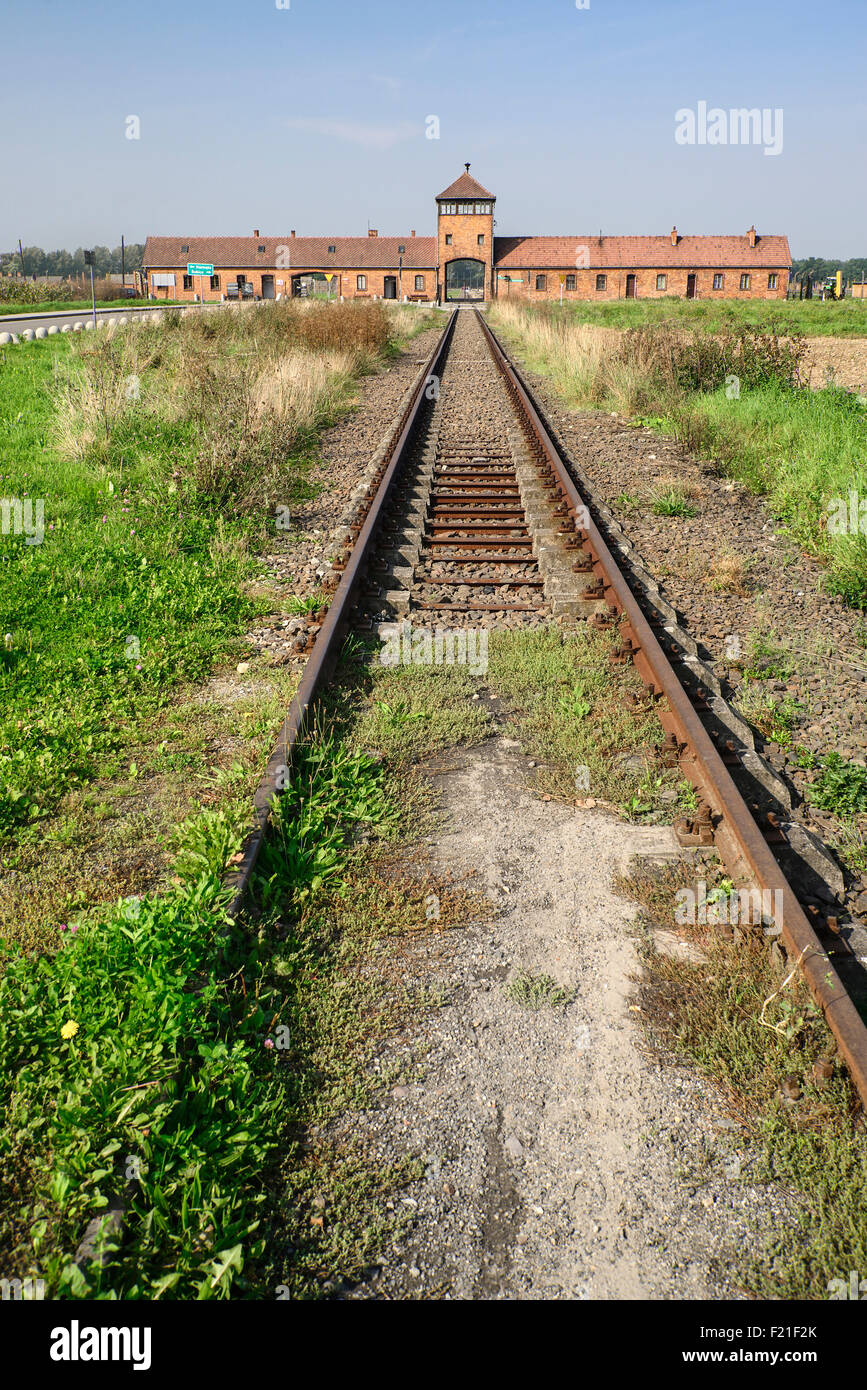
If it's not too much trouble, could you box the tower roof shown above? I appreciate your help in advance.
[436,166,495,201]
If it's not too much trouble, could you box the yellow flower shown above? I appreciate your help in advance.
[60,1020,79,1040]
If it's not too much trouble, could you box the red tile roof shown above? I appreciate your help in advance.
[493,234,791,270]
[435,171,496,201]
[143,235,436,271]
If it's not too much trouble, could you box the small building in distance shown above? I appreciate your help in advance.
[143,167,791,305]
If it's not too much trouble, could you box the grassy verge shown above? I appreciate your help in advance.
[0,301,447,1298]
[489,300,867,607]
[0,301,413,939]
[0,300,168,318]
[623,856,867,1298]
[547,296,867,338]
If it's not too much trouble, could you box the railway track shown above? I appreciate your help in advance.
[229,305,867,1110]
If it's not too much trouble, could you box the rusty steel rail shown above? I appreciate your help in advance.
[476,308,867,1109]
[226,308,458,916]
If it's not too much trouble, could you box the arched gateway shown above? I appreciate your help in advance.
[444,258,485,301]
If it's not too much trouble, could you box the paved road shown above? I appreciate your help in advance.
[0,303,215,334]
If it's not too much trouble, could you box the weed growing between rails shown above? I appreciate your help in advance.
[621,857,867,1300]
[489,301,867,608]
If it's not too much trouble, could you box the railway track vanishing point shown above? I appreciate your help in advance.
[229,305,867,1110]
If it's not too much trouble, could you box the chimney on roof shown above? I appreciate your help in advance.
[747,225,757,248]
[411,229,416,237]
[290,230,296,238]
[368,228,378,238]
[670,225,678,246]
[253,229,259,238]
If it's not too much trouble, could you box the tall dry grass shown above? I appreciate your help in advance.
[51,300,387,512]
[488,300,807,416]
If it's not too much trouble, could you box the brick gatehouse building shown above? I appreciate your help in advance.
[143,166,791,305]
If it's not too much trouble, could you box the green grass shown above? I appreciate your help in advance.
[742,633,795,683]
[0,804,277,1299]
[625,857,867,1300]
[651,486,697,518]
[664,383,867,606]
[551,296,867,338]
[0,337,263,845]
[0,304,454,1300]
[504,970,573,1010]
[809,753,867,817]
[0,733,435,1299]
[0,300,180,318]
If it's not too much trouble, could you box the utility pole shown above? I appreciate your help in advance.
[18,239,25,278]
[84,250,96,327]
[121,235,126,291]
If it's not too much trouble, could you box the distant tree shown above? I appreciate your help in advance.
[0,242,145,279]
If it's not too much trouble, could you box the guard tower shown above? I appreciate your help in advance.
[435,165,496,302]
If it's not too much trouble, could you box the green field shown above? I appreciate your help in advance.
[545,295,867,338]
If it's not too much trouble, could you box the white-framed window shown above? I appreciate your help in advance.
[415,275,425,291]
[596,274,606,291]
[740,273,751,290]
[356,274,367,290]
[566,274,576,290]
[535,274,547,291]
[713,273,724,290]
[656,274,667,290]
[768,273,778,290]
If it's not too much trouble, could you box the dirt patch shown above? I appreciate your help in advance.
[340,738,795,1299]
[803,337,867,393]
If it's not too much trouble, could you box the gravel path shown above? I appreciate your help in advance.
[341,737,796,1300]
[511,368,867,933]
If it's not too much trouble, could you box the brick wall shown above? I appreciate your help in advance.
[147,267,437,303]
[494,266,789,301]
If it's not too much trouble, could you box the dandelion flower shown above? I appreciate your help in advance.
[61,1020,79,1040]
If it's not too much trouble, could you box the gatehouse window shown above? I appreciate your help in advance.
[180,244,189,253]
[713,274,724,290]
[258,244,266,253]
[535,274,547,290]
[357,274,367,290]
[657,274,667,290]
[740,273,751,290]
[768,273,778,290]
[398,244,405,254]
[566,274,576,290]
[415,275,425,291]
[183,274,193,290]
[328,245,336,254]
[210,274,220,290]
[595,274,607,291]
[445,234,453,245]
[477,234,485,246]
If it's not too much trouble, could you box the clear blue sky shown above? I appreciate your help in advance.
[3,0,865,257]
